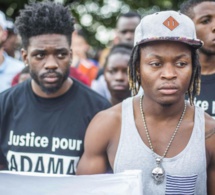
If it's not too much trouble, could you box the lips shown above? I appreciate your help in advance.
[158,85,178,95]
[42,73,59,83]
[112,84,127,90]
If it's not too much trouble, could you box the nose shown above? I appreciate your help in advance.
[115,71,125,81]
[160,64,177,80]
[125,31,134,41]
[44,55,58,70]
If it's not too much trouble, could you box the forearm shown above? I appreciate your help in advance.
[76,155,108,175]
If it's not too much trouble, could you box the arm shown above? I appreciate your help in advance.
[76,106,121,175]
[205,114,215,194]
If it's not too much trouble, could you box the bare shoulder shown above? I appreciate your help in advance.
[84,103,122,147]
[205,113,215,140]
[89,103,122,131]
[93,103,122,122]
[205,112,215,166]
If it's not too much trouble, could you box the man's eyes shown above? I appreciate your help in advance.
[33,52,68,59]
[200,18,211,24]
[57,52,68,58]
[35,53,45,59]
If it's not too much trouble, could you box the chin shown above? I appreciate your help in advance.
[156,97,180,107]
[40,84,62,94]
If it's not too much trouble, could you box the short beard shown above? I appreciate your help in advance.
[30,68,70,95]
[199,47,215,56]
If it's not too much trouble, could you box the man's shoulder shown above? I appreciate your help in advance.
[93,103,122,124]
[0,81,28,100]
[205,113,215,138]
[74,79,111,108]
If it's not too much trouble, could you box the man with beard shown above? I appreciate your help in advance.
[0,1,110,175]
[180,0,215,119]
[0,11,24,93]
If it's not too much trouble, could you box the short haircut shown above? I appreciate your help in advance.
[128,44,201,106]
[118,12,141,19]
[180,0,215,18]
[104,43,133,69]
[15,1,74,49]
[116,11,141,26]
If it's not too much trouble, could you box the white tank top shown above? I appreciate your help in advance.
[114,97,207,195]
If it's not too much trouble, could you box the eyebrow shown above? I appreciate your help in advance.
[197,14,211,21]
[175,54,191,60]
[146,53,190,59]
[31,48,69,53]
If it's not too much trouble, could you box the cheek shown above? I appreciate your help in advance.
[104,73,113,85]
[140,73,155,89]
[181,72,192,87]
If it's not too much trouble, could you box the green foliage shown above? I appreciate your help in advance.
[0,0,185,49]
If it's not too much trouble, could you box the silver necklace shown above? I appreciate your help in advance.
[139,95,187,184]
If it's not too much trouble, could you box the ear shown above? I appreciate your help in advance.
[69,48,73,64]
[21,48,28,65]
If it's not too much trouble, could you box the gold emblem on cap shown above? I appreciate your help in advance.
[163,16,179,31]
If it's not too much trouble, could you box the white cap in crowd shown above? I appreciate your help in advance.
[134,10,203,49]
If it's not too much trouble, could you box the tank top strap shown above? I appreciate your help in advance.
[194,106,205,139]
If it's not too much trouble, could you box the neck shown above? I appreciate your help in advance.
[199,52,215,75]
[111,97,122,106]
[110,91,131,106]
[141,95,186,120]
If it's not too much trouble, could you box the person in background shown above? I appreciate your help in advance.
[0,1,110,174]
[115,12,141,45]
[18,65,30,84]
[0,11,24,93]
[180,0,215,119]
[3,18,21,59]
[77,11,215,194]
[91,11,141,101]
[71,29,98,85]
[104,43,132,105]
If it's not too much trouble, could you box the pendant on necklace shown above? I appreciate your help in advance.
[151,157,165,184]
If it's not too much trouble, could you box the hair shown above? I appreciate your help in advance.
[76,29,87,41]
[180,0,215,18]
[118,11,141,19]
[15,1,74,49]
[128,43,201,105]
[116,11,141,26]
[104,43,133,69]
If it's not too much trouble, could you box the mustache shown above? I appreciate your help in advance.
[40,70,62,78]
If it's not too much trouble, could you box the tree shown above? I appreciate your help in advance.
[0,0,184,49]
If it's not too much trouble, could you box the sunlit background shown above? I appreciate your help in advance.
[0,0,184,48]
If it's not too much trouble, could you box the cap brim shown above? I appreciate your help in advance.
[136,37,203,49]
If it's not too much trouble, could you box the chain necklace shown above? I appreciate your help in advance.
[139,95,187,184]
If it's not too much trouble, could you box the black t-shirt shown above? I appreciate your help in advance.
[0,79,110,174]
[193,74,215,119]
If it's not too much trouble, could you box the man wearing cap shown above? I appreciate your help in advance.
[0,11,24,93]
[77,11,215,194]
[180,0,215,120]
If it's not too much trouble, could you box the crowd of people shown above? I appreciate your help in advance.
[0,0,215,194]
